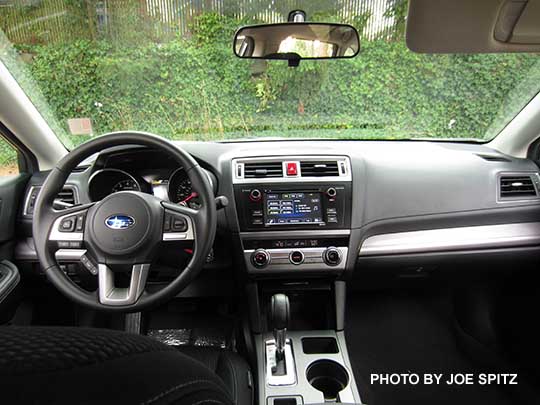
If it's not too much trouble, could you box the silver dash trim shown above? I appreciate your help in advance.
[240,229,350,240]
[359,222,540,256]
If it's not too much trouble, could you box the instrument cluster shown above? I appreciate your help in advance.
[88,167,202,208]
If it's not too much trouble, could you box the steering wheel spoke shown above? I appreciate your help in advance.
[98,263,150,306]
[161,201,196,241]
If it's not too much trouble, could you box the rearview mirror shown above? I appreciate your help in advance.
[234,23,360,63]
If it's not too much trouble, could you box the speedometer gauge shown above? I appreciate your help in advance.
[168,168,201,209]
[111,179,140,193]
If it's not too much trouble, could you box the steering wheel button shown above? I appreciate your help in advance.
[172,217,187,231]
[163,214,172,231]
[75,214,85,231]
[60,217,76,232]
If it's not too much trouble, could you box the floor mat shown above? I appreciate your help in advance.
[145,299,235,349]
[147,328,228,348]
[345,289,520,405]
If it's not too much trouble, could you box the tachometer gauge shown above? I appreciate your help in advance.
[111,178,140,193]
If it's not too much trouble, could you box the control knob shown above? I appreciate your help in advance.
[251,249,270,268]
[323,247,342,266]
[326,187,337,198]
[249,189,262,202]
[289,250,305,265]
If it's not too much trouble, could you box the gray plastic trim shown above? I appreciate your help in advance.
[359,222,540,256]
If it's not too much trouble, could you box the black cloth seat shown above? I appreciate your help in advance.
[0,326,252,405]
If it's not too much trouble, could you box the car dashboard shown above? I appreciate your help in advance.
[14,139,540,288]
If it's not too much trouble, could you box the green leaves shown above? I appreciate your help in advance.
[18,19,540,145]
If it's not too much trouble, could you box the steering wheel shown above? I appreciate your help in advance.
[33,132,217,312]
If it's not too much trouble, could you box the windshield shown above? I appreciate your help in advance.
[1,0,540,149]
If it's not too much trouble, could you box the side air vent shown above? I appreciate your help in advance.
[56,187,76,205]
[300,161,339,177]
[499,175,538,199]
[24,186,78,215]
[243,162,283,178]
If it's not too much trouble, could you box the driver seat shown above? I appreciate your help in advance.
[0,326,253,405]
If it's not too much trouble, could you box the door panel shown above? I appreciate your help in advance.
[0,174,30,259]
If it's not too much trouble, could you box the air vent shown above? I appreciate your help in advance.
[300,161,339,177]
[24,186,78,215]
[57,187,76,205]
[500,175,538,199]
[243,162,283,178]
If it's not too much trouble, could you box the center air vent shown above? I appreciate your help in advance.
[243,161,283,178]
[300,161,339,177]
[499,175,538,199]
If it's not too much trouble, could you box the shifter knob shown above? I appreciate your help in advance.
[271,293,290,330]
[271,293,290,358]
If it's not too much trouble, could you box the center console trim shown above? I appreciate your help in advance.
[256,330,362,405]
[240,230,350,239]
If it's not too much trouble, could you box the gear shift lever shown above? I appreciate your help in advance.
[270,294,290,362]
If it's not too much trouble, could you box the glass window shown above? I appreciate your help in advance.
[0,136,19,176]
[0,0,539,147]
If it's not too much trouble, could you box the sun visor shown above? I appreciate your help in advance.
[407,0,540,53]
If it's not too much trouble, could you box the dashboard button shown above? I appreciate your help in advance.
[327,215,338,223]
[286,162,298,176]
[289,250,304,265]
[326,187,337,198]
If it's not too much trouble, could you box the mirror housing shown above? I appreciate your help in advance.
[234,22,360,65]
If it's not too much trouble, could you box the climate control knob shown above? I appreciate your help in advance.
[251,249,270,268]
[249,189,262,202]
[289,250,305,265]
[323,247,342,266]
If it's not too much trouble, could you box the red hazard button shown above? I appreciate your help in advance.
[286,162,298,176]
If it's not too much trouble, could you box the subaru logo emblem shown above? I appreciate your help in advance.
[105,215,135,230]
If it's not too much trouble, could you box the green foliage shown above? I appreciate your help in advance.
[4,12,539,153]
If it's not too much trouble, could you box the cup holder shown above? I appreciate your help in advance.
[306,360,349,400]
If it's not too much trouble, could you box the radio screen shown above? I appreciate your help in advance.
[265,192,324,225]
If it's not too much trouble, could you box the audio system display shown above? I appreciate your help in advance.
[265,192,323,225]
[234,183,351,231]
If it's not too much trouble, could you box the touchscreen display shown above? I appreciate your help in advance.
[265,192,324,225]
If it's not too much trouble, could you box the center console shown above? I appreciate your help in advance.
[233,156,361,403]
[232,156,352,275]
[252,291,362,404]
